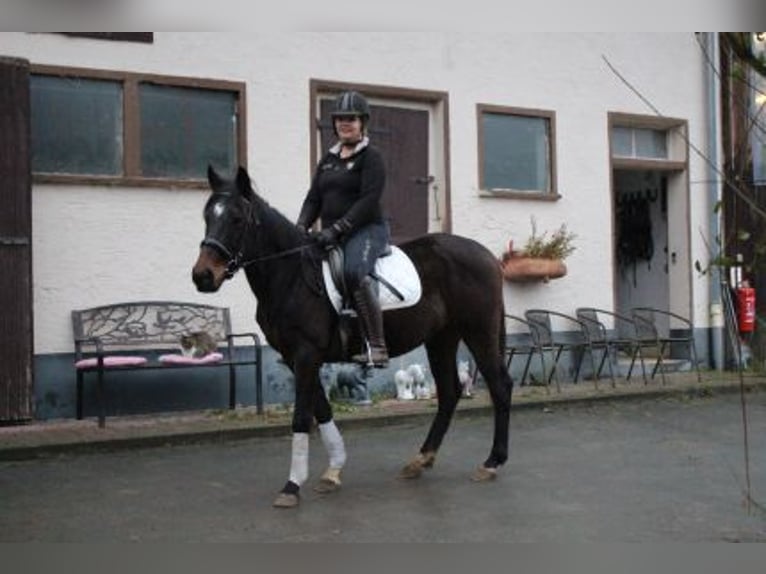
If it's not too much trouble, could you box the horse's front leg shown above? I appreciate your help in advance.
[272,351,323,509]
[313,382,346,495]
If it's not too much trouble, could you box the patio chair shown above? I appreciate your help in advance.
[575,307,648,386]
[503,314,538,387]
[524,309,599,392]
[469,314,536,389]
[630,307,702,385]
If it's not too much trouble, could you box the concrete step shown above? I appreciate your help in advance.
[614,356,691,377]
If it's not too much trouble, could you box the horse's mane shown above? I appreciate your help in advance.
[247,185,306,247]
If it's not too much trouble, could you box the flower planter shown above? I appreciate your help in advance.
[501,256,567,283]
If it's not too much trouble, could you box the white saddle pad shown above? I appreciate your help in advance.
[322,246,422,313]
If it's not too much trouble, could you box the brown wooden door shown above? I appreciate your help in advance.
[319,100,430,245]
[0,57,34,422]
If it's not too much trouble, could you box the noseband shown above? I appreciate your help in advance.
[200,236,242,279]
[200,196,254,279]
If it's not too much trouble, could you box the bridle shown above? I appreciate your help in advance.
[199,195,309,279]
[200,235,244,279]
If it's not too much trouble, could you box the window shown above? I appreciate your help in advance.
[611,126,668,159]
[30,65,246,186]
[478,104,557,198]
[31,75,123,175]
[754,86,766,184]
[139,84,238,179]
[608,113,688,171]
[752,34,766,184]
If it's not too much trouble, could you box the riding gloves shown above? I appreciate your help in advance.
[314,225,340,247]
[314,218,352,248]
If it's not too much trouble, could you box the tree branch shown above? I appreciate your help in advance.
[601,53,766,222]
[722,32,766,80]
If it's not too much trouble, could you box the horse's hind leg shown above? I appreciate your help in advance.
[400,330,462,479]
[464,333,513,481]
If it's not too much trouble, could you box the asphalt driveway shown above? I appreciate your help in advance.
[1,391,764,541]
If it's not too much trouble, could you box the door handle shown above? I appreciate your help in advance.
[412,175,435,185]
[0,236,29,246]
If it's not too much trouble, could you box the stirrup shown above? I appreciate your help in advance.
[351,341,389,368]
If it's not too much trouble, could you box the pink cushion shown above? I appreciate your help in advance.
[158,352,224,365]
[75,356,148,369]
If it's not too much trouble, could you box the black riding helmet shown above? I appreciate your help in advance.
[331,90,370,136]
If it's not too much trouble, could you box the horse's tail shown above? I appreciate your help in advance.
[498,305,507,361]
[499,306,514,390]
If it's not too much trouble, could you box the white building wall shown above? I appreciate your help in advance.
[0,32,714,353]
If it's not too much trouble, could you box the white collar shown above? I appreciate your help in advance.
[329,136,369,156]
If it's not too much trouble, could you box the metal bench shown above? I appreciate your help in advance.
[71,301,263,427]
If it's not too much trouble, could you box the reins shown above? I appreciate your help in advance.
[238,244,311,268]
[201,237,312,278]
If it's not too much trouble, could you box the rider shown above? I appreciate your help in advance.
[296,90,390,367]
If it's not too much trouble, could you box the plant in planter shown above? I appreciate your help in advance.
[501,218,577,283]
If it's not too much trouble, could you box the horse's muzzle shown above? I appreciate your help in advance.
[192,267,219,292]
[192,248,227,292]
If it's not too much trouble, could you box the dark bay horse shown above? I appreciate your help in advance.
[192,166,513,508]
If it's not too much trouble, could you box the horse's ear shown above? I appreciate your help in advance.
[236,166,252,197]
[207,164,223,190]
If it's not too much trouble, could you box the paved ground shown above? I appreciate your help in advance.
[1,372,765,541]
[0,371,759,459]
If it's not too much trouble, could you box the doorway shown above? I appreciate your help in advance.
[609,112,693,340]
[612,166,692,343]
[310,80,450,245]
[614,170,671,320]
[0,57,34,422]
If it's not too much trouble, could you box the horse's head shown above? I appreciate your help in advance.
[192,165,256,292]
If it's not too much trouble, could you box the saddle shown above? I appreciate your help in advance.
[322,246,422,313]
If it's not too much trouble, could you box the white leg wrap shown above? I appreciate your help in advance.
[288,432,310,486]
[319,420,347,470]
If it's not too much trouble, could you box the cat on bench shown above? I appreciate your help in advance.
[179,331,218,358]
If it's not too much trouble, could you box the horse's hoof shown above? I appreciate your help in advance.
[470,465,498,482]
[399,462,424,479]
[314,467,342,494]
[421,452,436,468]
[313,478,341,494]
[272,492,300,508]
[399,452,436,479]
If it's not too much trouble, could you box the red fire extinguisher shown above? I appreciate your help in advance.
[736,282,756,333]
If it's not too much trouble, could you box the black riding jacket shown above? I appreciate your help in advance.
[297,140,386,235]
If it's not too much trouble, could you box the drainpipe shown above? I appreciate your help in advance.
[706,32,725,371]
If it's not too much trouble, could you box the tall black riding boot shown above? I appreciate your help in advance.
[350,277,389,368]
